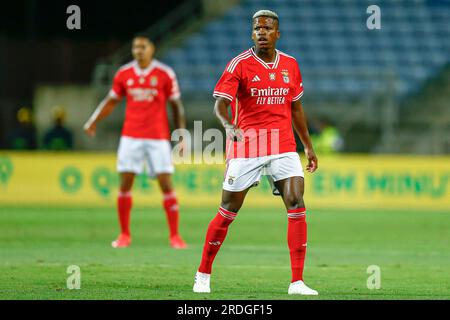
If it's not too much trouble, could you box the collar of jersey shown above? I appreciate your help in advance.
[250,47,280,70]
[133,60,156,77]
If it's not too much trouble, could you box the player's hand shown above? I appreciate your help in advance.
[224,123,243,142]
[304,148,318,173]
[83,121,97,137]
[178,139,186,157]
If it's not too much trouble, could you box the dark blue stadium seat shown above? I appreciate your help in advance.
[162,0,450,97]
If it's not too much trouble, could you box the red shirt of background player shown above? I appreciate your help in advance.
[110,60,181,140]
[213,47,304,159]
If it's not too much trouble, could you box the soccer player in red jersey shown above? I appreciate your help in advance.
[193,10,319,294]
[83,34,187,249]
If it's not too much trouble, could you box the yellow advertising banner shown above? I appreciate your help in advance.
[0,152,449,210]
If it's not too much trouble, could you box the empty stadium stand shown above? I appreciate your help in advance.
[163,0,449,98]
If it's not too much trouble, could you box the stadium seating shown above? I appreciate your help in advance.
[162,0,450,97]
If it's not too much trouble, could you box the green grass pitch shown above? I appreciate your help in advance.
[0,205,448,300]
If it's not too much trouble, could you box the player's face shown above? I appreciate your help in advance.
[251,17,280,51]
[132,38,155,63]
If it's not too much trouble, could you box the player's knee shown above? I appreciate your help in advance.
[160,184,173,194]
[219,202,241,214]
[285,195,304,211]
[120,181,133,192]
[120,186,132,193]
[119,174,135,192]
[157,175,173,193]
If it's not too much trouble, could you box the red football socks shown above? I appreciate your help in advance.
[117,192,132,236]
[163,191,180,238]
[287,208,308,282]
[198,207,237,274]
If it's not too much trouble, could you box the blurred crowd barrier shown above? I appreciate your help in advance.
[0,152,448,210]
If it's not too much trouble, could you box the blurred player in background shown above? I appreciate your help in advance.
[193,10,319,295]
[83,34,187,249]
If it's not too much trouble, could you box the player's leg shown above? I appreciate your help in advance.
[194,188,250,293]
[198,156,260,275]
[112,172,135,248]
[194,156,264,293]
[113,137,144,248]
[146,139,187,248]
[274,175,307,279]
[274,176,318,295]
[198,188,249,273]
[156,173,187,249]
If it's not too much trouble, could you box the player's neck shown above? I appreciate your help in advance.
[254,47,276,63]
[136,59,152,70]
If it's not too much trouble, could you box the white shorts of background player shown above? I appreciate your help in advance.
[117,136,174,178]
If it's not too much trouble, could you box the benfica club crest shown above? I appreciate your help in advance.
[281,70,290,83]
[227,176,235,185]
[150,76,158,86]
[269,72,276,81]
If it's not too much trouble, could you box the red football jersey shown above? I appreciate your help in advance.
[213,47,304,159]
[110,59,181,139]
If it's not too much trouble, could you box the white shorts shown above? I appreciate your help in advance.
[223,152,304,192]
[117,136,174,177]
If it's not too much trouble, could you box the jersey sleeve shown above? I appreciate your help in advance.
[165,68,181,101]
[213,60,242,102]
[292,61,304,101]
[109,71,126,99]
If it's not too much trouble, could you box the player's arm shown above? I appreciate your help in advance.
[291,99,318,173]
[214,97,243,141]
[83,96,121,137]
[169,99,186,130]
[168,99,187,155]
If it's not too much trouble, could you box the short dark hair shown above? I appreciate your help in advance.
[133,33,152,42]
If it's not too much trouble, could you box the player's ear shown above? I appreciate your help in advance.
[251,27,257,41]
[275,20,281,39]
[148,41,156,55]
